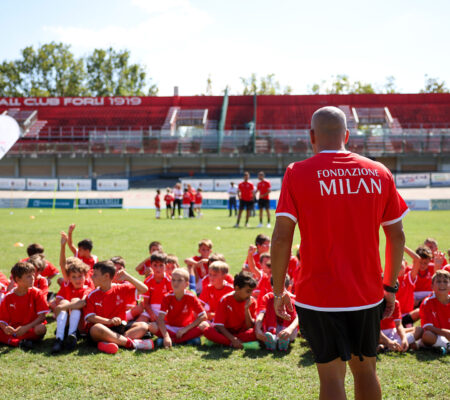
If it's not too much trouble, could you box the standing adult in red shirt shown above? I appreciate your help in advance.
[271,107,408,400]
[234,171,255,228]
[256,171,272,228]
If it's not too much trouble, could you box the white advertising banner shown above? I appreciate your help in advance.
[267,178,282,191]
[96,179,129,191]
[26,179,58,191]
[395,173,430,188]
[431,173,450,187]
[0,178,26,190]
[180,179,214,191]
[213,178,243,192]
[59,179,92,191]
[0,115,21,160]
[405,199,431,211]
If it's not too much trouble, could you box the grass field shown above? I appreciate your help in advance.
[0,209,449,400]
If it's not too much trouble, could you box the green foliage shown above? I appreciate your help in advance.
[240,73,292,95]
[0,42,158,97]
[420,75,449,93]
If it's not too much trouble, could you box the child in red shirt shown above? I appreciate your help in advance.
[182,188,193,218]
[164,188,174,219]
[165,254,179,277]
[28,254,49,299]
[243,234,270,276]
[200,253,234,291]
[399,248,421,327]
[419,270,450,352]
[194,188,203,217]
[185,239,213,294]
[84,261,154,354]
[255,276,298,351]
[199,261,234,321]
[204,271,258,348]
[412,245,437,306]
[135,241,163,276]
[67,224,98,271]
[148,268,207,347]
[52,259,92,353]
[0,271,9,302]
[0,262,48,349]
[23,243,60,286]
[155,189,161,219]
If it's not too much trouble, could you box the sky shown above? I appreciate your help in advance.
[1,0,449,96]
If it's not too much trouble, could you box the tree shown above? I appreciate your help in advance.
[383,76,397,94]
[421,75,448,93]
[240,73,291,95]
[308,75,376,94]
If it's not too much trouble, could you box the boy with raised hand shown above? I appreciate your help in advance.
[135,241,163,276]
[243,234,270,275]
[419,270,450,353]
[185,239,213,293]
[203,271,258,349]
[378,299,422,353]
[399,248,421,327]
[67,224,98,271]
[148,268,207,348]
[255,276,298,351]
[52,259,92,353]
[85,261,154,354]
[411,245,437,306]
[199,261,234,321]
[0,262,48,349]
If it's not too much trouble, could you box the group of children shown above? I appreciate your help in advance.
[155,184,203,220]
[0,229,448,357]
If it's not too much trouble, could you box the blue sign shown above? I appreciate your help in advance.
[77,198,123,209]
[28,199,74,209]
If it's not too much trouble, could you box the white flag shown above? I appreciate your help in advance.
[0,115,21,160]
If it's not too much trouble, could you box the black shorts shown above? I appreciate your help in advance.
[239,200,254,211]
[166,204,172,209]
[258,199,270,209]
[296,301,385,364]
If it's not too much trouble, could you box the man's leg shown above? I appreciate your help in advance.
[259,207,263,225]
[236,208,243,226]
[245,208,251,225]
[348,355,381,400]
[266,207,271,225]
[316,358,347,400]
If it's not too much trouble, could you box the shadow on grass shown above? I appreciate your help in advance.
[297,348,315,367]
[197,345,234,360]
[413,348,450,363]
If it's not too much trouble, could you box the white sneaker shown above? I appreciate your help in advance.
[266,223,271,228]
[245,223,249,228]
[133,339,154,351]
[257,223,263,228]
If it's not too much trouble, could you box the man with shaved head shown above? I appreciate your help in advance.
[271,106,408,400]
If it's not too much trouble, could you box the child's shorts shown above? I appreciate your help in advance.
[142,304,161,319]
[381,328,415,345]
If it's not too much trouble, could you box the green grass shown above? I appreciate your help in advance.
[0,209,449,400]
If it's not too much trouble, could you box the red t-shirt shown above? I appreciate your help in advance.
[0,272,9,293]
[182,192,193,205]
[420,294,450,330]
[143,274,172,305]
[201,273,234,291]
[164,194,174,205]
[238,181,255,202]
[397,271,416,314]
[255,274,272,306]
[0,287,49,328]
[20,257,59,278]
[199,281,234,314]
[155,194,161,208]
[160,291,205,327]
[414,266,434,292]
[443,264,450,273]
[193,256,208,280]
[84,283,138,322]
[257,179,271,200]
[276,151,408,310]
[287,256,298,281]
[195,192,203,205]
[57,281,92,301]
[34,275,49,298]
[257,292,297,330]
[380,300,402,330]
[214,292,257,332]
[75,250,98,270]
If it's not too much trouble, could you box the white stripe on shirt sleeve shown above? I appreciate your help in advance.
[275,212,297,223]
[381,208,410,227]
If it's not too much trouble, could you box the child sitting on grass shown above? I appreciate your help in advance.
[255,276,298,351]
[28,254,49,299]
[148,268,207,348]
[84,261,154,354]
[135,241,163,276]
[200,253,234,291]
[419,270,450,354]
[22,243,60,287]
[203,271,258,349]
[0,262,48,350]
[185,239,213,293]
[243,234,270,275]
[52,259,92,353]
[165,254,179,277]
[67,224,98,271]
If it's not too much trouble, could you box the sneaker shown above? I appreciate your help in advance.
[245,223,249,228]
[133,339,154,351]
[185,337,201,346]
[266,223,271,228]
[264,332,277,351]
[19,339,34,351]
[278,338,289,351]
[233,224,239,228]
[65,333,78,351]
[155,338,164,348]
[97,341,119,354]
[257,223,263,228]
[51,338,64,354]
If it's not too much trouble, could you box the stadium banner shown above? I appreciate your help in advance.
[180,179,214,192]
[430,173,450,187]
[405,199,431,211]
[395,173,430,187]
[96,179,129,191]
[28,198,74,209]
[77,198,123,209]
[0,198,28,208]
[431,199,450,210]
[59,179,92,191]
[26,179,58,191]
[202,199,228,209]
[0,178,26,190]
[213,179,242,192]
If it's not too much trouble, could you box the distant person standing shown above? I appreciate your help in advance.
[256,171,271,228]
[187,184,196,218]
[234,172,255,228]
[228,182,238,217]
[154,189,161,219]
[172,183,183,219]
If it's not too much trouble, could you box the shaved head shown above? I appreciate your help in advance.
[310,106,348,152]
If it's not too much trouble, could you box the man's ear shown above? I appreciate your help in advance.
[344,129,350,144]
[309,129,315,145]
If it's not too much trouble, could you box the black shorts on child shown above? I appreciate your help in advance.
[296,300,385,363]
